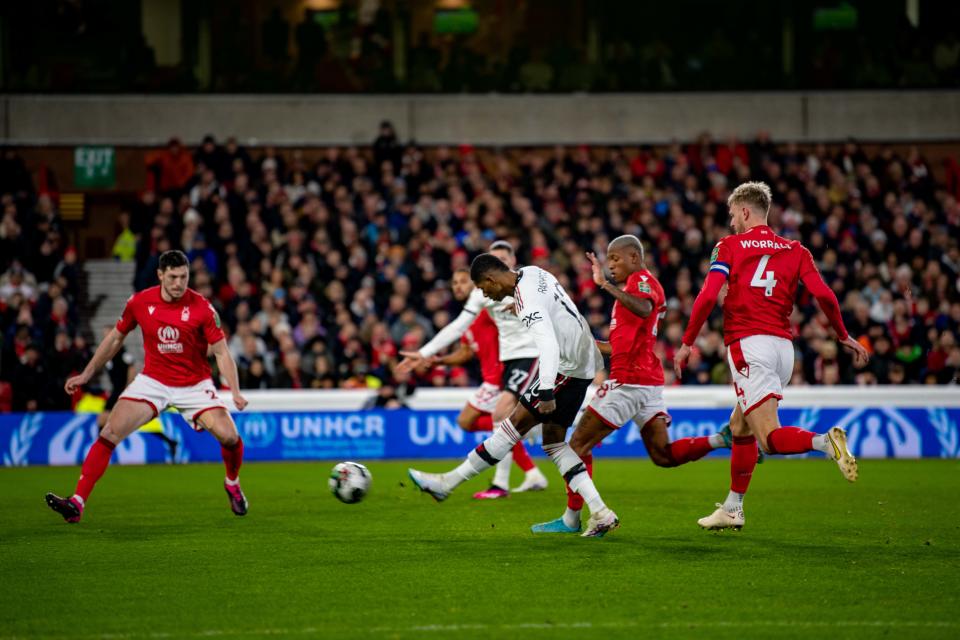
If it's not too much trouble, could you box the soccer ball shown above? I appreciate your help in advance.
[329,461,372,504]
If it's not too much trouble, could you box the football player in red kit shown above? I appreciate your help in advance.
[532,235,732,534]
[46,250,249,522]
[428,268,547,498]
[675,181,869,530]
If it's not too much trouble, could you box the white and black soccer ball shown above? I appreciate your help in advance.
[329,461,372,504]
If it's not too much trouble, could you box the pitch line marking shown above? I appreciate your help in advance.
[2,620,958,639]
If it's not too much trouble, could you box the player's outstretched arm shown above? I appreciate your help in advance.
[210,339,248,411]
[587,252,653,318]
[595,340,612,356]
[65,328,127,394]
[398,288,486,373]
[437,343,475,367]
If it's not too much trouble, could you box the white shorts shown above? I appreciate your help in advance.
[586,380,671,430]
[119,373,227,430]
[727,334,794,416]
[467,382,501,415]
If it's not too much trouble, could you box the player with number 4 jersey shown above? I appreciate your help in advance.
[675,182,869,531]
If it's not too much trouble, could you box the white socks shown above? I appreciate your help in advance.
[492,453,513,490]
[562,508,581,529]
[442,419,522,491]
[708,433,726,448]
[543,442,606,514]
[811,434,831,454]
[722,490,744,513]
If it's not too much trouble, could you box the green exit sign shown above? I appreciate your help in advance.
[74,146,116,188]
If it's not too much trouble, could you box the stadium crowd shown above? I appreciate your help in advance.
[2,128,959,410]
[0,150,86,411]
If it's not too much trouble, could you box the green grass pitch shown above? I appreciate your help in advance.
[1,459,958,639]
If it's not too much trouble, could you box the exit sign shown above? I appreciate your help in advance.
[74,146,116,188]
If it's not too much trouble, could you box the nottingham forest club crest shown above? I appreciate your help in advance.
[181,306,190,322]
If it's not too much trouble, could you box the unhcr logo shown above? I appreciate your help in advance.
[237,414,278,449]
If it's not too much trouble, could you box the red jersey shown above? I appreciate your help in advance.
[116,286,225,386]
[711,225,818,344]
[609,269,666,385]
[461,309,503,386]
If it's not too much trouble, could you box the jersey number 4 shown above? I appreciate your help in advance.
[750,255,778,297]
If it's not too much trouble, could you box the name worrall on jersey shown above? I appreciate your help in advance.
[739,239,791,250]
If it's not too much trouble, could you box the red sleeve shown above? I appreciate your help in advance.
[627,273,657,301]
[801,266,849,341]
[682,270,726,346]
[116,295,138,335]
[708,239,733,278]
[203,303,226,344]
[798,246,819,280]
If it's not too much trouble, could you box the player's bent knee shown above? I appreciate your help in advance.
[219,429,240,448]
[98,424,123,444]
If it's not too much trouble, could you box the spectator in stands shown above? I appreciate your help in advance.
[112,211,137,262]
[12,343,46,411]
[0,262,37,303]
[194,134,229,182]
[146,137,195,194]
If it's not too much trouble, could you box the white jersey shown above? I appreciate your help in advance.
[418,287,539,361]
[513,266,602,389]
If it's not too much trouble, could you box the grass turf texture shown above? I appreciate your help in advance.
[1,459,958,640]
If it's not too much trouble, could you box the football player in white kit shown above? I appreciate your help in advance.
[398,241,548,496]
[409,254,619,538]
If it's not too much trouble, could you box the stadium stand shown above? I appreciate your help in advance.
[1,131,959,409]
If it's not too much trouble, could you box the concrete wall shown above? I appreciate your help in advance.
[4,91,959,146]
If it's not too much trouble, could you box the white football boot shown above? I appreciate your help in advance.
[824,426,859,482]
[513,467,549,493]
[581,507,620,538]
[697,504,745,531]
[407,469,450,502]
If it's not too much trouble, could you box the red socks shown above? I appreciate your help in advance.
[668,436,714,465]
[512,442,535,472]
[566,453,594,510]
[766,427,814,455]
[730,435,758,494]
[75,436,116,502]
[221,438,244,481]
[73,435,245,505]
[473,414,494,430]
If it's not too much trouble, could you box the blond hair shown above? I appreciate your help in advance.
[728,181,772,218]
[608,234,644,262]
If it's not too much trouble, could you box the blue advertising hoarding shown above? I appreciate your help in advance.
[2,406,958,466]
